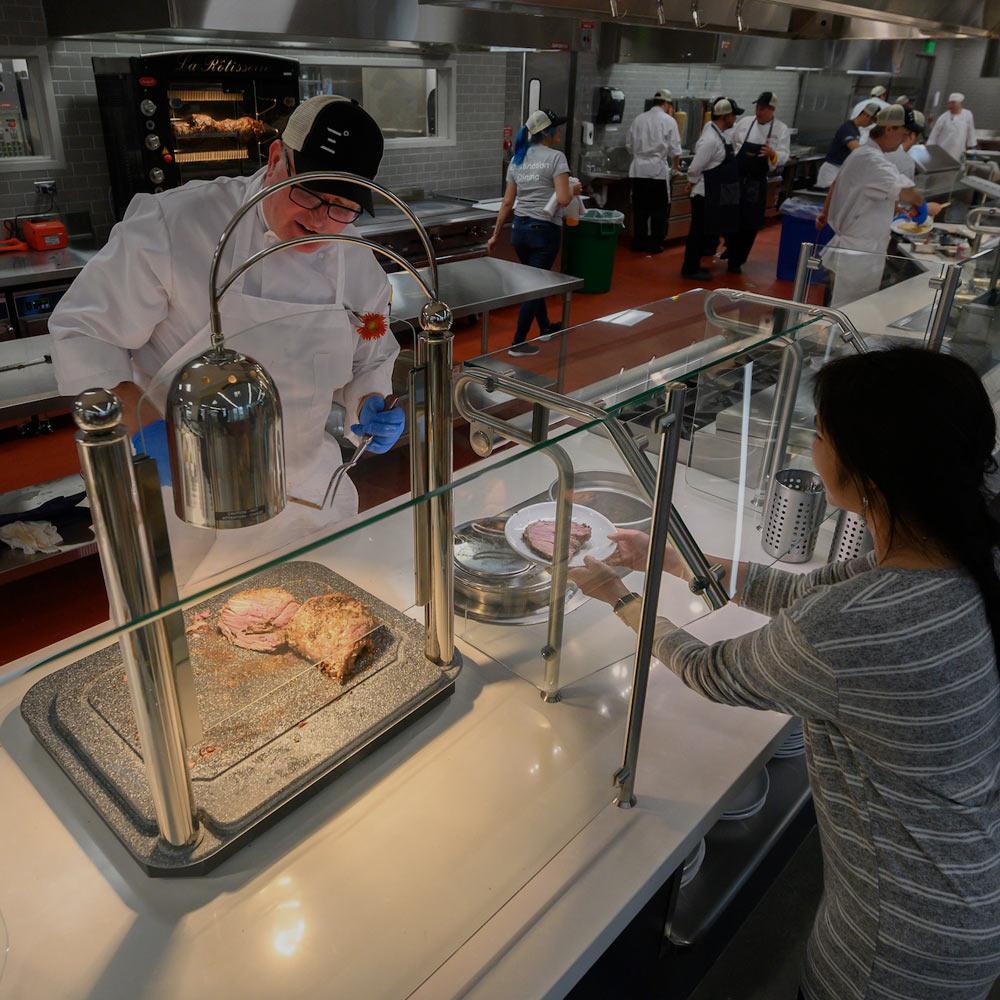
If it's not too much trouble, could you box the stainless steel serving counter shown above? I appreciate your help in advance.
[389,257,584,353]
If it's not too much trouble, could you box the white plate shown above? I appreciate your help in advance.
[505,502,617,569]
[890,217,933,239]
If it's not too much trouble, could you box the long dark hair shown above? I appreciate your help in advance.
[814,346,1000,655]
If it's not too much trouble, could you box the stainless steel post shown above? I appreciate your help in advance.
[790,240,819,306]
[615,384,687,809]
[754,338,804,507]
[73,389,198,849]
[421,300,456,666]
[926,262,964,352]
[540,443,573,702]
[480,311,490,355]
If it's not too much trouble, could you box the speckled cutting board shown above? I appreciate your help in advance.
[21,561,454,874]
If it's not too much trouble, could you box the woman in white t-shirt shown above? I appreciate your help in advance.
[488,108,581,357]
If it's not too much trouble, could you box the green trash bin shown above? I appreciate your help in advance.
[561,208,624,294]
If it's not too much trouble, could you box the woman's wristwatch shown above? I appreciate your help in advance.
[612,592,642,616]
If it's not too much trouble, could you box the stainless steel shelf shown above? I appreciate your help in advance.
[668,755,811,947]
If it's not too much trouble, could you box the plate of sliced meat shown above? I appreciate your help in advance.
[504,502,617,569]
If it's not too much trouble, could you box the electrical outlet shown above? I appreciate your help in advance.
[34,179,57,196]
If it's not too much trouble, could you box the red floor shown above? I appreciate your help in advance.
[1,223,793,665]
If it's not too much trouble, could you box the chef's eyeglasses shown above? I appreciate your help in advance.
[284,150,363,224]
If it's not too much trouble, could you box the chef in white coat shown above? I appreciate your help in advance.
[626,89,683,254]
[818,105,937,306]
[927,93,977,163]
[870,85,888,100]
[49,96,403,585]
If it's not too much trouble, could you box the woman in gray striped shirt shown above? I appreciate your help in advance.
[573,348,1000,999]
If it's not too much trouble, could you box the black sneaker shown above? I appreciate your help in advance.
[727,264,743,275]
[681,269,712,281]
[508,343,540,357]
[538,323,563,341]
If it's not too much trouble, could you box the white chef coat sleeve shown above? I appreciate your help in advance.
[49,194,173,395]
[927,115,944,147]
[869,156,910,201]
[626,117,637,155]
[773,121,791,168]
[686,130,714,186]
[667,118,682,159]
[965,110,977,150]
[335,255,400,434]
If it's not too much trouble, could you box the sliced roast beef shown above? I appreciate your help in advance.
[218,587,301,653]
[523,519,592,561]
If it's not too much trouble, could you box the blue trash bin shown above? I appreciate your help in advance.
[777,197,833,283]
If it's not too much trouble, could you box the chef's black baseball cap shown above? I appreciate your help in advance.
[282,96,384,216]
[755,91,778,109]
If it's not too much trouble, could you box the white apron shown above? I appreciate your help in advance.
[822,232,887,307]
[816,161,840,190]
[145,196,363,588]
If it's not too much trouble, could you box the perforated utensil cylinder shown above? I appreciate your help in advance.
[761,469,826,563]
[828,509,874,563]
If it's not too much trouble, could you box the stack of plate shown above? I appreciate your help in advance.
[773,721,806,759]
[680,837,707,887]
[720,767,770,822]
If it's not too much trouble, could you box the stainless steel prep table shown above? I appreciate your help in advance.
[0,245,99,290]
[388,256,584,353]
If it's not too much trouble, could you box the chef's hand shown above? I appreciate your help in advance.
[571,180,584,196]
[927,201,945,218]
[908,201,930,225]
[816,210,828,231]
[759,143,773,158]
[351,395,405,454]
[569,556,631,606]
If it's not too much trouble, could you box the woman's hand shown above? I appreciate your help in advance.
[606,529,651,572]
[569,556,631,605]
[607,529,691,579]
[571,180,583,196]
[486,234,499,255]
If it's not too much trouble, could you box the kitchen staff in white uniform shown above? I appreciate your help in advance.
[870,85,888,100]
[626,89,683,254]
[885,108,925,183]
[818,104,938,307]
[49,96,403,585]
[723,91,791,274]
[927,93,977,163]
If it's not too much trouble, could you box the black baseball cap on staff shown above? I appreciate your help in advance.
[282,96,385,216]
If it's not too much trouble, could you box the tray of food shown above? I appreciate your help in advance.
[21,561,455,874]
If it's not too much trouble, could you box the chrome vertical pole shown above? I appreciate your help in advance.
[790,239,820,307]
[615,384,686,809]
[420,300,456,666]
[753,338,804,508]
[73,389,199,849]
[541,442,574,702]
[926,262,964,353]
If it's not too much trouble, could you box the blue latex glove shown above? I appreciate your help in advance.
[893,212,910,223]
[351,396,405,455]
[131,419,172,487]
[911,202,929,225]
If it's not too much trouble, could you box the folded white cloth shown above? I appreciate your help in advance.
[0,520,63,554]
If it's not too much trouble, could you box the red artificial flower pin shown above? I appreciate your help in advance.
[354,311,388,341]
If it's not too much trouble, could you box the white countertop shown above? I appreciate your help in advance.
[0,429,811,1000]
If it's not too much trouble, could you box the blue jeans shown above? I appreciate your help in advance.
[511,216,562,344]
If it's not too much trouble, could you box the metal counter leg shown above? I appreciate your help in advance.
[615,385,687,809]
[480,311,490,355]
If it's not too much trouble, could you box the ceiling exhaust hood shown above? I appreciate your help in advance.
[40,0,577,51]
[423,0,996,39]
